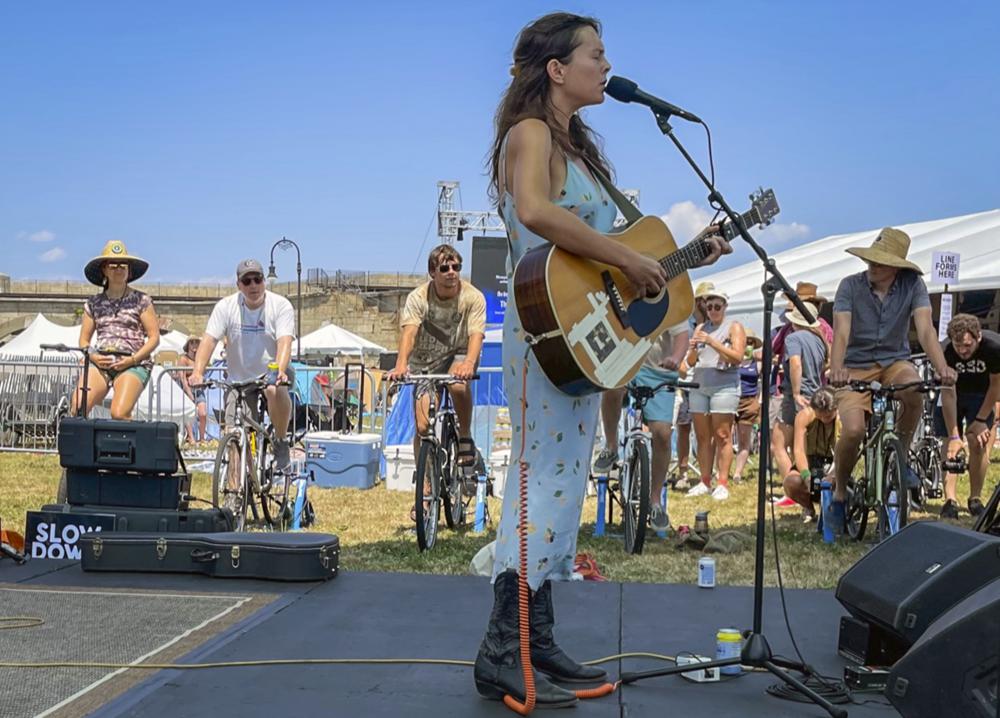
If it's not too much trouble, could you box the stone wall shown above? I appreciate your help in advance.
[0,276,426,350]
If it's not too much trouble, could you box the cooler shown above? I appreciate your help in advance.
[305,432,382,489]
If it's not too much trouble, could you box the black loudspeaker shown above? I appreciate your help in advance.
[886,578,1000,718]
[836,521,1000,646]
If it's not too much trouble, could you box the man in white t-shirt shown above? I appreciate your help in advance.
[190,258,296,469]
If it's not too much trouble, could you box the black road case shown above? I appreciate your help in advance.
[79,531,339,582]
[41,503,232,533]
[65,470,191,510]
[58,417,179,474]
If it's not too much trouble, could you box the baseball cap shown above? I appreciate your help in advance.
[236,259,265,279]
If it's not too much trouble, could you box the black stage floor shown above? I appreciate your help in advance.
[2,560,898,718]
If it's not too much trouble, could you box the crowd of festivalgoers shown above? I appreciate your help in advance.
[591,227,1000,535]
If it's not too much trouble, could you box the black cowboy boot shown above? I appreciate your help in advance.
[474,570,578,708]
[530,580,607,683]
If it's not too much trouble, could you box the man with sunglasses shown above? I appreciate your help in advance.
[190,258,296,470]
[388,244,486,502]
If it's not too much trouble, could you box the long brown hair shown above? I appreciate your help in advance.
[488,12,611,204]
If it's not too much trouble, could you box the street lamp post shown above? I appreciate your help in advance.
[266,236,302,361]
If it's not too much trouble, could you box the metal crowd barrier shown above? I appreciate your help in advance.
[0,356,78,453]
[0,357,385,461]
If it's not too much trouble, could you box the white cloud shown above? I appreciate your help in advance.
[758,221,810,245]
[659,201,714,243]
[17,229,56,243]
[39,247,67,263]
[661,199,810,248]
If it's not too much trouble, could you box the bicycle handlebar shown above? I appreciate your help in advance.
[847,378,939,395]
[394,373,480,384]
[197,374,291,390]
[39,343,132,357]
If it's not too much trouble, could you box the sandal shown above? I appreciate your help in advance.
[573,553,608,581]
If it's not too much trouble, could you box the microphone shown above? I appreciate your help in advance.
[605,76,702,124]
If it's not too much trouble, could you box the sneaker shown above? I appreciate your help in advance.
[802,510,817,524]
[273,440,291,472]
[686,482,711,497]
[711,484,730,501]
[593,448,617,474]
[968,497,985,518]
[822,499,847,538]
[649,503,670,532]
[773,495,798,508]
[941,499,960,519]
[673,476,692,492]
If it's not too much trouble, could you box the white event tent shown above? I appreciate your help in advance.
[693,209,1000,334]
[0,313,190,359]
[298,322,387,357]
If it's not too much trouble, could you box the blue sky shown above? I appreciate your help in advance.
[2,1,998,284]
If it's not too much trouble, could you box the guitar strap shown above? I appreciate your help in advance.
[582,157,643,228]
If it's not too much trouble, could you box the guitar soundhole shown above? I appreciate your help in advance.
[586,324,616,363]
[642,287,666,304]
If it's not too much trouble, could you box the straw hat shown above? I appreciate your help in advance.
[702,289,729,303]
[693,281,717,299]
[785,306,820,328]
[744,327,763,349]
[84,240,149,286]
[845,227,922,274]
[784,281,828,309]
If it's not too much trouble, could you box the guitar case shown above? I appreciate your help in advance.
[79,531,339,582]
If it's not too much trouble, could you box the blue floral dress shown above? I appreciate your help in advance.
[492,156,618,590]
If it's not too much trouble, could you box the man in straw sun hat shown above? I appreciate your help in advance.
[825,227,956,536]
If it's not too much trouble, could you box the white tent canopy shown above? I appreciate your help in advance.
[298,322,387,356]
[694,209,1000,334]
[0,314,81,357]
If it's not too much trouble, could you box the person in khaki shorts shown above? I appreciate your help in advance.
[826,228,956,534]
[387,244,486,517]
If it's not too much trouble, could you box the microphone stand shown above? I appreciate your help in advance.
[618,111,845,718]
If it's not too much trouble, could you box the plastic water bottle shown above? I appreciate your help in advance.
[820,481,835,543]
[887,489,899,533]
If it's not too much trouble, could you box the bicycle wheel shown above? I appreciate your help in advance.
[415,440,441,551]
[916,439,943,501]
[876,438,908,541]
[213,432,250,531]
[440,426,465,529]
[845,477,869,541]
[621,440,650,555]
[259,432,291,530]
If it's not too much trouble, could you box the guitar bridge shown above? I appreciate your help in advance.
[601,271,631,330]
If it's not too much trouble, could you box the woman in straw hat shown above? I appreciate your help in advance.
[771,305,830,496]
[732,327,763,483]
[74,240,160,420]
[825,227,956,536]
[684,289,746,500]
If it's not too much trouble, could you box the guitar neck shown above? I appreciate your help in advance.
[657,206,759,280]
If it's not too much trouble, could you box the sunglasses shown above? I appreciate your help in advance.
[104,262,129,270]
[437,262,462,273]
[240,274,264,286]
[705,302,726,311]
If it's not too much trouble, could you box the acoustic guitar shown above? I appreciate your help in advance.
[512,188,779,395]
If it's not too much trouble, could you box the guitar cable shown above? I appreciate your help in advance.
[507,340,618,714]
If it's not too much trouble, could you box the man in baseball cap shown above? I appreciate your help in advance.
[190,258,297,484]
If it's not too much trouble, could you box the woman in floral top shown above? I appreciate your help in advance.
[76,240,160,419]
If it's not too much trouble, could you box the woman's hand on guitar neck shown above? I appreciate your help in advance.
[620,249,667,298]
[693,224,732,267]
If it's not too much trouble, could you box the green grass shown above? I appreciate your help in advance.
[3,451,997,589]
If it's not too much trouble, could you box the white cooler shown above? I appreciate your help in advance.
[304,431,382,489]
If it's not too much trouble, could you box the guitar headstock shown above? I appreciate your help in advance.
[747,187,780,228]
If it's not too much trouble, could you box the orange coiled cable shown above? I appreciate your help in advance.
[502,349,618,715]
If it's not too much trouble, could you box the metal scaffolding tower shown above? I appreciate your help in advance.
[436,180,641,242]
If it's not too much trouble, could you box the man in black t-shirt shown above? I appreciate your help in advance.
[936,314,1000,518]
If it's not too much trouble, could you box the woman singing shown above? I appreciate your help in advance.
[76,240,160,420]
[475,12,729,706]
